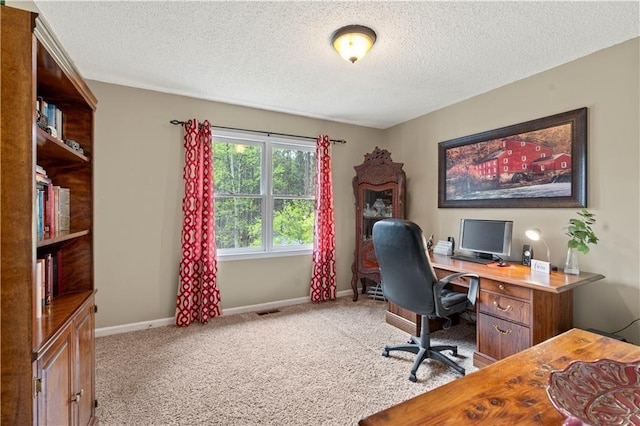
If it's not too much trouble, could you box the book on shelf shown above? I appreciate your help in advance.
[35,187,71,239]
[44,253,53,306]
[38,252,62,306]
[36,172,51,184]
[35,164,47,176]
[53,250,63,296]
[35,258,45,318]
[36,187,45,236]
[37,99,64,140]
[43,102,63,140]
[58,187,70,231]
[46,182,55,236]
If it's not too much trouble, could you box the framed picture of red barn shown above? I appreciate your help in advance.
[438,107,587,208]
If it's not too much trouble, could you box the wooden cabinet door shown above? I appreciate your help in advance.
[37,328,74,426]
[74,305,95,425]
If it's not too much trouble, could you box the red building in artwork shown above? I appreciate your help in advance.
[470,139,570,184]
[531,153,572,174]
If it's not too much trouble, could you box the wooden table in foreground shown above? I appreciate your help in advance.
[359,329,640,426]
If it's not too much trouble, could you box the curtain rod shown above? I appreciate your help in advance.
[169,120,347,145]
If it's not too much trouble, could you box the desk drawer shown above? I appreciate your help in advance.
[477,313,530,361]
[482,279,531,300]
[479,291,531,325]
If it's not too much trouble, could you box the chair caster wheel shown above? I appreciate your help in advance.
[382,349,389,357]
[409,374,417,382]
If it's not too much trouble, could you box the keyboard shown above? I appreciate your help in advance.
[450,254,494,265]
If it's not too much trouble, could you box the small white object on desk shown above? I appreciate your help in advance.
[531,259,551,274]
[433,240,453,256]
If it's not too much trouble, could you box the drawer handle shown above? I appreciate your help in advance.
[493,300,513,312]
[493,324,512,335]
[499,284,505,290]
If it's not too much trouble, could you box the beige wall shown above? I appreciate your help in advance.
[91,37,639,343]
[386,38,640,343]
[90,82,382,327]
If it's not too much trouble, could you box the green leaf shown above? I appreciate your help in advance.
[565,209,598,255]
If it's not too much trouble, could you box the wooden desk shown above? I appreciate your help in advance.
[359,328,640,425]
[385,254,605,368]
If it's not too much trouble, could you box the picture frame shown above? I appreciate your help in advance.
[438,107,587,208]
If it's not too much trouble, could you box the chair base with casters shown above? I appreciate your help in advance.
[382,313,464,382]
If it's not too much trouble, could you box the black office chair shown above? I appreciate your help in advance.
[372,219,479,382]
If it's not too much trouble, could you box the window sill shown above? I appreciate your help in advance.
[217,248,313,262]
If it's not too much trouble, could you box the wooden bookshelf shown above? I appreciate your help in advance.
[1,5,98,424]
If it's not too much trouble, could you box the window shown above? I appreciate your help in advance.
[213,132,316,259]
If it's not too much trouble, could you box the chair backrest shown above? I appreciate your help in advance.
[372,219,439,316]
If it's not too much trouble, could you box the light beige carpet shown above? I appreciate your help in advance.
[96,296,476,425]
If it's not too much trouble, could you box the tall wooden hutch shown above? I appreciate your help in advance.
[351,147,406,301]
[1,6,98,424]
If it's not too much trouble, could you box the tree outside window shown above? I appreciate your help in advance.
[213,134,315,257]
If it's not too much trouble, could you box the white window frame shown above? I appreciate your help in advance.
[212,130,315,261]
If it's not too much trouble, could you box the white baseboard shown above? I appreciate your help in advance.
[95,289,355,337]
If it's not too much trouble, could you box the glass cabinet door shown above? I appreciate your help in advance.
[361,186,395,240]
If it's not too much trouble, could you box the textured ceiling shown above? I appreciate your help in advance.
[33,1,639,129]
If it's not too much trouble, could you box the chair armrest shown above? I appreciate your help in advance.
[438,272,480,306]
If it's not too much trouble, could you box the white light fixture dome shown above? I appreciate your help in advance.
[331,25,377,64]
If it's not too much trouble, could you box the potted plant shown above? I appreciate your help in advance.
[564,208,599,274]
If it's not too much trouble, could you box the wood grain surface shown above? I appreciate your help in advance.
[359,328,640,425]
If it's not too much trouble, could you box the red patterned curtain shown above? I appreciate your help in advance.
[175,119,221,326]
[310,135,336,302]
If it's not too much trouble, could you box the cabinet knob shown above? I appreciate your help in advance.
[71,389,84,403]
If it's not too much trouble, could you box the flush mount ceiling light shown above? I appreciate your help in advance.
[331,25,377,64]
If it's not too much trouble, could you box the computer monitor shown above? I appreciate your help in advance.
[457,219,513,260]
